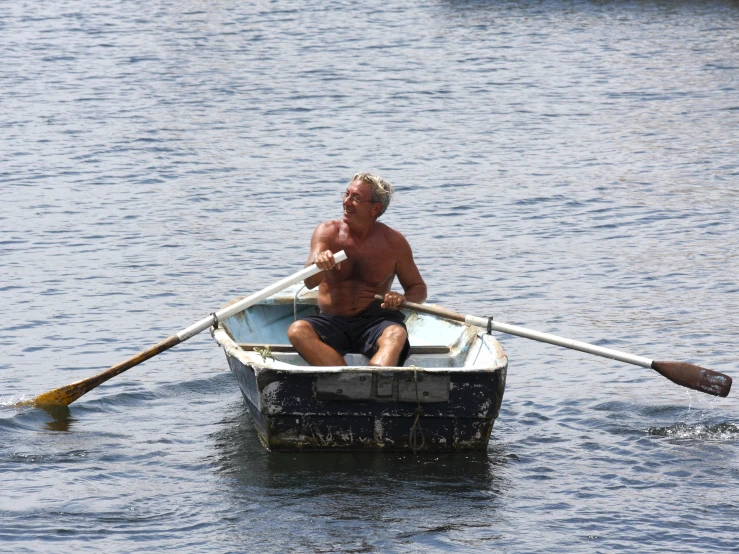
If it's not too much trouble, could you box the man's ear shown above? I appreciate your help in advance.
[371,203,383,219]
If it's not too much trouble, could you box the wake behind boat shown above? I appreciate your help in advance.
[212,285,508,452]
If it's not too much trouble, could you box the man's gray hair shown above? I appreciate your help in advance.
[352,172,394,217]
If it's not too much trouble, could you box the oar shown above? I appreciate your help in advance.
[377,295,732,397]
[26,251,348,407]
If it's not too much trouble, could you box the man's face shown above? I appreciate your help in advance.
[342,180,380,224]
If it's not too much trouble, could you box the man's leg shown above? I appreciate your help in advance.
[287,320,346,366]
[369,325,408,367]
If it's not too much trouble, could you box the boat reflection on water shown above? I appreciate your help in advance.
[211,402,514,504]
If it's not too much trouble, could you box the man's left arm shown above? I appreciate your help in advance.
[383,234,427,309]
[397,258,427,304]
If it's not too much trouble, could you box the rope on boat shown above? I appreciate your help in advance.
[472,335,486,365]
[293,284,307,321]
[408,367,425,453]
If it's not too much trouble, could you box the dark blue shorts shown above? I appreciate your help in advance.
[302,302,411,366]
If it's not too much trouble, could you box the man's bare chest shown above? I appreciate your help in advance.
[330,239,397,287]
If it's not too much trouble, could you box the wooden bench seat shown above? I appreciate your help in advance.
[238,343,451,355]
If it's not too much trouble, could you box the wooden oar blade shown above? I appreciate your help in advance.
[651,361,732,397]
[31,377,103,407]
[29,334,182,407]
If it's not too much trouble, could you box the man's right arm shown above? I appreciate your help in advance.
[303,222,340,290]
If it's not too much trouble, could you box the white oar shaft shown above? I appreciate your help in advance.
[384,296,730,397]
[176,250,347,341]
[465,315,653,368]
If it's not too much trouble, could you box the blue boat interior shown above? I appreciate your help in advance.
[220,287,502,369]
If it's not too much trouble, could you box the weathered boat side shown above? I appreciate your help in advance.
[213,286,508,452]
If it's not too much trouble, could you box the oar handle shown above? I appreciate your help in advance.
[375,294,466,323]
[32,252,347,406]
[178,250,348,341]
[384,295,732,397]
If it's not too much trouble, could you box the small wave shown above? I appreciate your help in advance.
[646,422,739,441]
[0,394,35,408]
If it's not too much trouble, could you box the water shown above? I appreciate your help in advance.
[2,0,738,551]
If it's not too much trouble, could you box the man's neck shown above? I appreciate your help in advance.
[345,219,377,242]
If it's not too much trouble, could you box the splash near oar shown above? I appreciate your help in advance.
[22,252,348,407]
[379,295,732,397]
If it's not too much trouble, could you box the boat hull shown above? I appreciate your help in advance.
[213,287,507,452]
[224,354,505,451]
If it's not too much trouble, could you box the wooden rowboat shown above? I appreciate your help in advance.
[212,285,508,452]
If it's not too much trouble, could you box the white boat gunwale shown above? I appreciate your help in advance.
[212,325,507,374]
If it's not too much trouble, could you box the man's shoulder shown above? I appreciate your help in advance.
[373,222,411,248]
[315,219,344,234]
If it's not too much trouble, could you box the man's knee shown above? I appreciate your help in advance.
[378,325,407,348]
[287,320,317,346]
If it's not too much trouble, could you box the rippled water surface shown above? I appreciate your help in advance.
[2,0,738,552]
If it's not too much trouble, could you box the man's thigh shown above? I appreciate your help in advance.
[300,314,352,356]
[354,318,410,364]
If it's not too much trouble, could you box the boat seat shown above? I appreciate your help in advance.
[238,343,451,355]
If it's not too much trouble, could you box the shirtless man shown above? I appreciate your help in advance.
[287,173,427,367]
